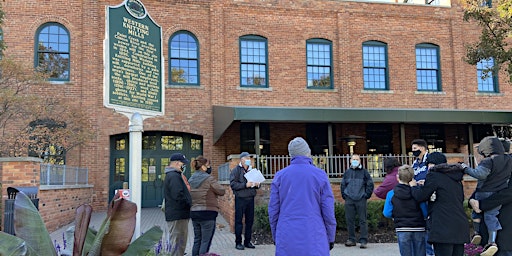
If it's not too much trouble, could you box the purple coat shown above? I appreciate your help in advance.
[373,166,399,199]
[268,156,337,256]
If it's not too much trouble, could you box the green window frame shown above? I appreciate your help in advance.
[363,41,389,90]
[34,22,70,81]
[240,35,268,88]
[306,38,333,89]
[477,58,499,93]
[416,43,441,91]
[169,31,200,86]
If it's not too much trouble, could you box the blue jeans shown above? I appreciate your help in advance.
[397,231,426,256]
[475,191,502,232]
[192,219,216,256]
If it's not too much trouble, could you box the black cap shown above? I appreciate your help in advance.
[170,153,189,164]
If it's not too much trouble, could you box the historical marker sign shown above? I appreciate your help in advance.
[104,0,164,116]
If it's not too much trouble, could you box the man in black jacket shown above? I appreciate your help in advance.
[230,152,260,250]
[164,153,192,256]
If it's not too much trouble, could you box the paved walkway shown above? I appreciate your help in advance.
[50,208,399,255]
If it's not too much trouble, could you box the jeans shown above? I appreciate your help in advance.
[344,198,368,243]
[166,218,189,256]
[476,191,502,232]
[235,196,255,245]
[192,219,216,256]
[397,231,426,256]
[432,243,464,256]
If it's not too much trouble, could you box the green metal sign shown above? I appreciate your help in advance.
[104,0,164,116]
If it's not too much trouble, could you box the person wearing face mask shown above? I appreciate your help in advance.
[411,139,434,256]
[340,154,374,249]
[163,153,192,256]
[411,139,429,184]
[230,151,260,250]
[189,156,226,256]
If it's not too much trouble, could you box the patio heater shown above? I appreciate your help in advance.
[340,135,365,155]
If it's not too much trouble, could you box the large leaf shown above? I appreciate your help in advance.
[100,198,137,255]
[0,231,29,255]
[122,226,163,256]
[13,191,57,256]
[73,204,92,256]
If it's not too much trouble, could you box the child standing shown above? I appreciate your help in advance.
[383,165,427,256]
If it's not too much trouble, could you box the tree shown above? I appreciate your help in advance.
[462,0,512,82]
[0,58,95,160]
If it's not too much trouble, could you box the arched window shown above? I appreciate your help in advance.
[35,23,70,81]
[362,41,388,90]
[169,31,199,85]
[415,43,441,91]
[240,35,268,87]
[307,38,333,89]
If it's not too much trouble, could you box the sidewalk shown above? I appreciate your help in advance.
[50,208,399,255]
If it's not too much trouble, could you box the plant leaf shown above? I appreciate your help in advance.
[0,231,29,255]
[73,204,92,256]
[13,191,57,256]
[122,226,163,256]
[100,198,137,255]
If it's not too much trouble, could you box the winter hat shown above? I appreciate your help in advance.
[288,137,311,157]
[425,152,447,165]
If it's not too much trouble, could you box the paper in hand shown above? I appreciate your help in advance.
[244,168,266,183]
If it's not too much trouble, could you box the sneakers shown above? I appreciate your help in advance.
[235,244,244,250]
[481,243,498,256]
[471,234,482,245]
[344,240,356,247]
[360,242,368,249]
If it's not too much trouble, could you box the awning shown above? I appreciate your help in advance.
[213,105,512,143]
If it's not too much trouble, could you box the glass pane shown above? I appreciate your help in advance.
[142,135,157,150]
[191,138,202,150]
[115,138,126,150]
[141,158,156,182]
[161,135,183,150]
[115,158,126,182]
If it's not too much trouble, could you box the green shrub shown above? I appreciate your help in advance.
[253,200,393,234]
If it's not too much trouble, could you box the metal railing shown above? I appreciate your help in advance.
[40,164,89,185]
[218,153,475,181]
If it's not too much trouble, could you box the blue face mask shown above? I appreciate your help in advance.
[351,160,360,167]
[244,159,252,166]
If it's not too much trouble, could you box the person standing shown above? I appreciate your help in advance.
[383,165,427,256]
[410,152,470,256]
[374,157,401,199]
[411,138,434,256]
[163,153,192,256]
[230,151,260,250]
[341,154,374,249]
[268,137,337,255]
[189,155,226,256]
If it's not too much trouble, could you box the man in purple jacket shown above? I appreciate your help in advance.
[268,137,337,256]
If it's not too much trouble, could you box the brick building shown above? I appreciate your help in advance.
[1,0,510,217]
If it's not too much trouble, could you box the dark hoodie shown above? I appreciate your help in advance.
[465,136,512,192]
[391,183,426,230]
[411,163,470,245]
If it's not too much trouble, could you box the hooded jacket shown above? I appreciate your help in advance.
[268,156,337,256]
[188,171,225,220]
[465,136,512,192]
[341,164,374,201]
[411,163,470,245]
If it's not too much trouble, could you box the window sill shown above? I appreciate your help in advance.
[237,86,273,91]
[361,89,394,93]
[475,92,502,96]
[305,87,338,92]
[415,91,445,95]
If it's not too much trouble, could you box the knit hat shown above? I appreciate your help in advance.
[425,152,447,165]
[288,137,311,157]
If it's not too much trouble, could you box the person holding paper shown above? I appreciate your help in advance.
[229,151,260,250]
[268,137,337,255]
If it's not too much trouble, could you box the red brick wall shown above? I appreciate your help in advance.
[0,158,93,233]
[1,0,507,209]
